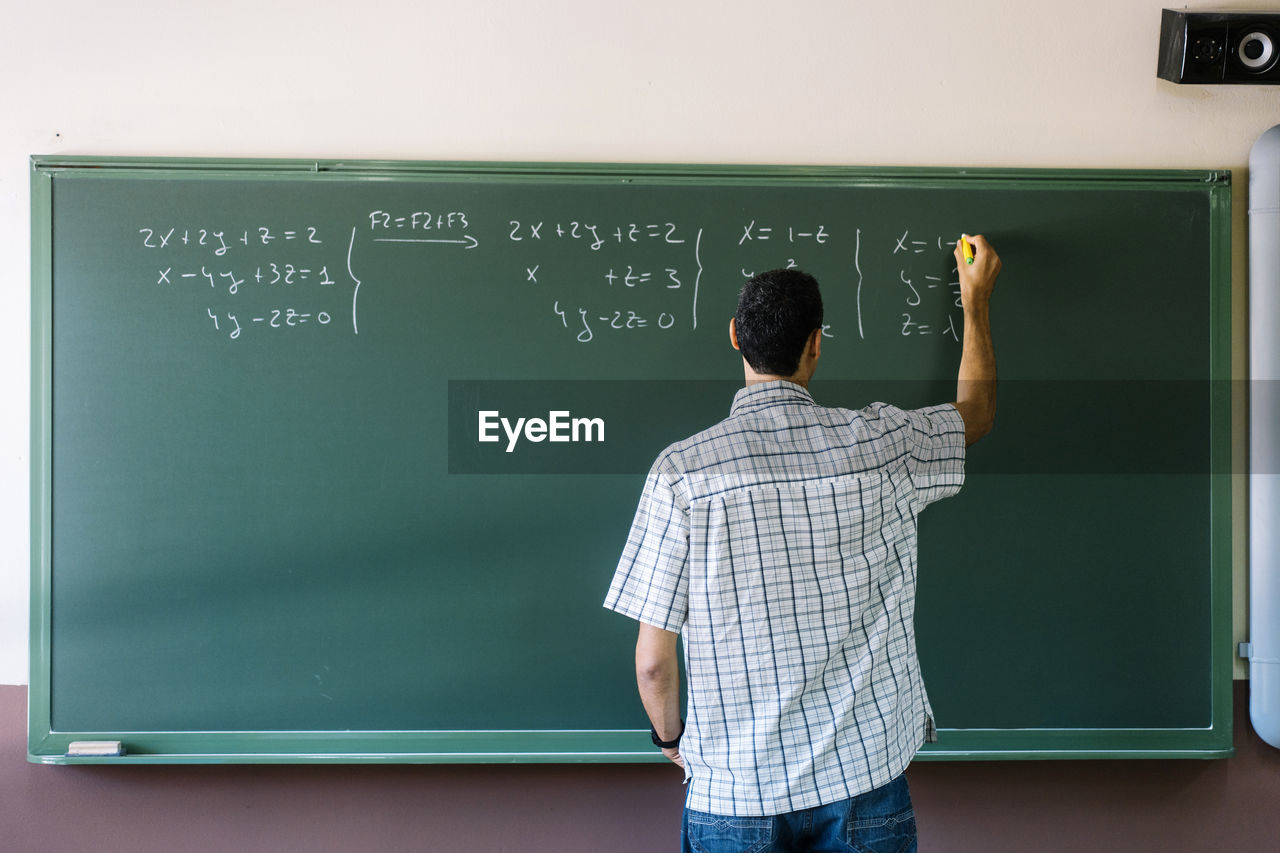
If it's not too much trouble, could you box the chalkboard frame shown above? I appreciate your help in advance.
[29,156,1233,763]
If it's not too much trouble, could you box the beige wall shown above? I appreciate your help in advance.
[2,0,1276,684]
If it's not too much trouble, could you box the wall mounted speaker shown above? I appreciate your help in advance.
[1158,9,1280,84]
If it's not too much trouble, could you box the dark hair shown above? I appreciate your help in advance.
[734,268,824,376]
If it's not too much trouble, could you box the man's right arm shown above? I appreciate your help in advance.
[952,234,1000,446]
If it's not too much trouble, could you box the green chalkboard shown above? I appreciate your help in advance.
[29,158,1233,763]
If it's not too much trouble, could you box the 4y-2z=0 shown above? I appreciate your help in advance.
[206,307,332,339]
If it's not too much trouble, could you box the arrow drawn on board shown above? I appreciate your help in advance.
[372,235,479,249]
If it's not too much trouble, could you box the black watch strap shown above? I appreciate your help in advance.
[650,720,685,749]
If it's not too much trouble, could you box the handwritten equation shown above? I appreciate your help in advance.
[140,222,360,340]
[507,217,703,343]
[133,206,965,349]
[139,225,323,255]
[892,229,963,342]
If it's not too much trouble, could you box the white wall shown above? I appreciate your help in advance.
[2,0,1275,685]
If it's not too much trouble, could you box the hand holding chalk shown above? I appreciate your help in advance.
[954,233,1001,310]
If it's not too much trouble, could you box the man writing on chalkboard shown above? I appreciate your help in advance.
[604,235,1000,852]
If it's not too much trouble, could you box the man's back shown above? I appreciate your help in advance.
[606,380,966,815]
[607,246,998,850]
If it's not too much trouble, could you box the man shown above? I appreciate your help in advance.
[605,234,999,852]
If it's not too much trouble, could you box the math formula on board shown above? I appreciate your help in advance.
[134,207,964,347]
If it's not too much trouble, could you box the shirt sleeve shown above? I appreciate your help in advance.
[603,454,690,633]
[901,403,967,507]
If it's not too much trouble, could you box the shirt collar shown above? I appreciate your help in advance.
[730,380,816,416]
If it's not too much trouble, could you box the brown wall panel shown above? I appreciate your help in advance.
[4,683,1278,852]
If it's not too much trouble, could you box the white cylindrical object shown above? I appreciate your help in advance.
[1250,123,1280,749]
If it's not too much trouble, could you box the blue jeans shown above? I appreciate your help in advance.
[681,773,916,853]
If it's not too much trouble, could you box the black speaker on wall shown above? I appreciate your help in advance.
[1158,8,1280,83]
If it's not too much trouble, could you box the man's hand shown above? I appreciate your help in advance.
[952,234,999,445]
[955,233,1001,308]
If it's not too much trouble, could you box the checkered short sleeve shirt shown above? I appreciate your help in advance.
[604,381,966,816]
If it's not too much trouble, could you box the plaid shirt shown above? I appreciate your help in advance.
[605,380,966,816]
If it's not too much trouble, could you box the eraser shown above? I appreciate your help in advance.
[66,740,124,757]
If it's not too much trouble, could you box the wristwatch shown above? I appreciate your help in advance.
[650,720,685,749]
